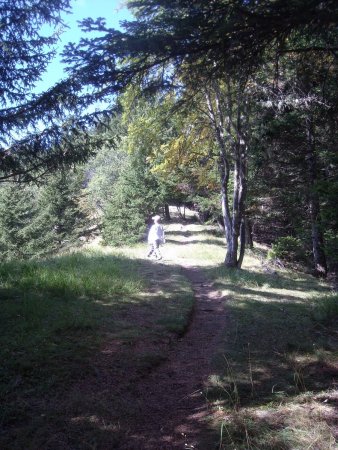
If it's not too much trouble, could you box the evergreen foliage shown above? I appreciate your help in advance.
[1,1,337,274]
[102,153,162,246]
[0,184,38,260]
[0,0,113,183]
[0,0,70,106]
[61,0,337,270]
[33,171,85,253]
[0,170,85,260]
[247,44,338,274]
[85,129,127,211]
[63,0,337,90]
[268,236,307,264]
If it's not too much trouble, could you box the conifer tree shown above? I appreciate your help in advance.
[85,118,128,211]
[0,0,110,182]
[102,153,162,246]
[0,170,85,260]
[0,184,38,259]
[33,170,85,253]
[61,0,337,268]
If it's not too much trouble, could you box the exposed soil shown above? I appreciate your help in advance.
[50,223,228,450]
[3,221,337,449]
[117,264,226,450]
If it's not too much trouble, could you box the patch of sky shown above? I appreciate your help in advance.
[34,0,133,94]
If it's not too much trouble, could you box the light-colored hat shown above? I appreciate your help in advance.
[152,215,161,221]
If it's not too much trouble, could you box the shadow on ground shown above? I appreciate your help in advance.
[0,230,336,449]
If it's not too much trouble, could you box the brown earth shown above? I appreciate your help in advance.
[5,222,337,449]
[45,223,228,450]
[116,265,226,450]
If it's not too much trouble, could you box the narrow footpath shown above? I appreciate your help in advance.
[119,227,228,449]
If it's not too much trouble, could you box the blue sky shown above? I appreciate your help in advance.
[35,0,133,93]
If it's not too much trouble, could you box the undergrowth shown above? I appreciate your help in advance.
[0,246,195,449]
[205,252,337,449]
[1,222,336,449]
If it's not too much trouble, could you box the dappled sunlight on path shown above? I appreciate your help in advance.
[159,222,226,268]
[2,218,336,449]
[117,225,229,449]
[102,221,336,449]
[12,218,332,450]
[75,219,232,448]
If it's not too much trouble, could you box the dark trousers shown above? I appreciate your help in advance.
[147,239,162,259]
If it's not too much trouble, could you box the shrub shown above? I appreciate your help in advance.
[268,236,306,263]
[312,293,338,323]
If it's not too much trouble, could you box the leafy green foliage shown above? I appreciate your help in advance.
[268,236,306,263]
[312,293,338,323]
[32,170,85,254]
[85,116,128,210]
[2,0,337,274]
[324,231,338,268]
[7,0,331,273]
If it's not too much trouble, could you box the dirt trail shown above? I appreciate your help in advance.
[119,228,228,449]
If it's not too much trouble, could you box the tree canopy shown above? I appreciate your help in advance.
[63,0,338,88]
[1,0,337,273]
[0,0,113,183]
[60,0,337,272]
[2,0,336,183]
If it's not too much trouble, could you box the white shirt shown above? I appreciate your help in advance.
[148,223,164,244]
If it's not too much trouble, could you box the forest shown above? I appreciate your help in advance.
[0,1,337,449]
[1,0,337,276]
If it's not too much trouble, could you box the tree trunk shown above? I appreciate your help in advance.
[237,217,246,268]
[306,115,327,277]
[219,153,238,267]
[245,218,254,249]
[205,80,249,268]
[222,156,245,268]
[164,203,171,221]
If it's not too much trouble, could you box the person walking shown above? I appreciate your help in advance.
[146,215,165,260]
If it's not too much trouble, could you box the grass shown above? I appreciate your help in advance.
[0,251,143,390]
[217,404,337,450]
[125,222,338,449]
[0,245,195,449]
[1,220,337,449]
[201,249,337,449]
[312,292,338,323]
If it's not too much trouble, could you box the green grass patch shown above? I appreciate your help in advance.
[154,273,194,335]
[0,251,145,397]
[0,243,195,449]
[204,259,337,449]
[312,292,338,323]
[2,222,336,449]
